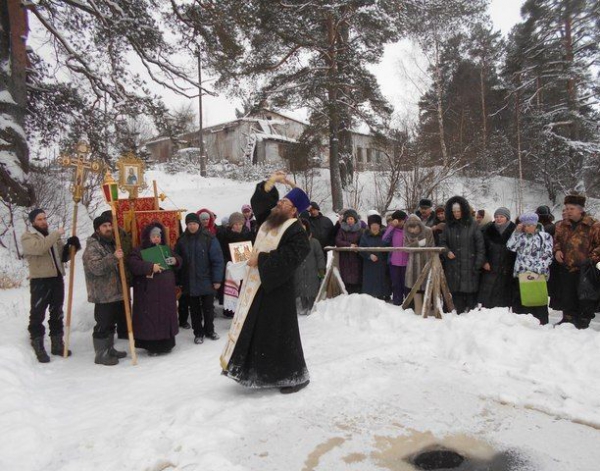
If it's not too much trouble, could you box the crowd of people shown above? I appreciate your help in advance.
[20,177,600,387]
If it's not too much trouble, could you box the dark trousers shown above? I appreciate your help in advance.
[452,292,477,314]
[560,269,597,324]
[345,283,361,294]
[389,265,407,306]
[28,277,65,339]
[512,280,549,325]
[189,294,215,337]
[93,301,124,339]
[178,294,190,326]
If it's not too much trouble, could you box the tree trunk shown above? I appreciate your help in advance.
[0,0,33,205]
[434,40,449,168]
[326,15,343,211]
[480,64,487,150]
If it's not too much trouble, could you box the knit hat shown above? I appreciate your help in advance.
[535,205,552,216]
[367,214,382,227]
[229,212,244,226]
[28,208,45,223]
[221,216,229,226]
[418,198,433,209]
[366,209,380,217]
[519,212,539,226]
[494,207,511,220]
[241,204,252,213]
[435,205,445,214]
[391,210,408,221]
[93,214,112,231]
[343,209,359,222]
[564,194,586,207]
[284,187,311,213]
[309,201,320,211]
[199,211,211,221]
[185,213,200,225]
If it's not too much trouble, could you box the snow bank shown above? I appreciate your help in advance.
[313,295,600,427]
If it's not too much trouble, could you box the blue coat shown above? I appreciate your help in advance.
[174,229,224,296]
[359,230,390,298]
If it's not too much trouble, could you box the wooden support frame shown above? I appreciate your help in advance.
[313,246,454,318]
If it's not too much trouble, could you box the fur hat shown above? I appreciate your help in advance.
[564,194,586,207]
[343,209,359,222]
[28,208,45,223]
[535,205,551,217]
[149,226,162,239]
[93,214,111,231]
[229,212,244,226]
[391,210,407,221]
[519,212,539,226]
[284,187,311,213]
[494,207,511,220]
[367,214,382,227]
[185,213,200,225]
[418,198,433,209]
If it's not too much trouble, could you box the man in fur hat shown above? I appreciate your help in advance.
[221,170,311,394]
[554,194,600,329]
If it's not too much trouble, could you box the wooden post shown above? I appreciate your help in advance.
[110,203,138,365]
[59,141,101,358]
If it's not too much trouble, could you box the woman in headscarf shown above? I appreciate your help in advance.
[335,209,364,294]
[127,223,181,356]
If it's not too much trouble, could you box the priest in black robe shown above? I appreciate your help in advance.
[221,171,312,394]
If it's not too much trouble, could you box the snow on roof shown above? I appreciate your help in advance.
[0,91,17,105]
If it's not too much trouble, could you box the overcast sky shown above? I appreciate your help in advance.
[185,0,526,129]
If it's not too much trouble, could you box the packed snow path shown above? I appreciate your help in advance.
[2,288,600,471]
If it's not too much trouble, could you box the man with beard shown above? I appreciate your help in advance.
[221,171,312,394]
[82,214,127,366]
[22,209,80,362]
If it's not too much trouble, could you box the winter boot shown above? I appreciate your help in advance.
[31,337,50,363]
[93,338,119,366]
[50,335,71,357]
[107,334,127,359]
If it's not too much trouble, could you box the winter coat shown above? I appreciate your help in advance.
[308,212,335,251]
[21,229,66,279]
[335,221,363,286]
[127,223,181,341]
[507,226,554,277]
[295,237,325,300]
[439,196,485,294]
[174,229,224,297]
[82,233,123,304]
[414,210,437,228]
[382,225,409,266]
[359,229,390,297]
[403,216,435,290]
[554,216,600,273]
[217,226,253,265]
[478,222,516,308]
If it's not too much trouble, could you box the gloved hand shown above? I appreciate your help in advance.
[165,257,177,266]
[66,236,81,252]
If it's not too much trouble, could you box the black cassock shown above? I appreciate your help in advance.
[223,182,311,388]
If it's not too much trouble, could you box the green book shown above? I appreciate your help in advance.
[141,244,173,270]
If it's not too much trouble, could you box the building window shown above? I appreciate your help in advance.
[357,147,364,163]
[366,148,372,163]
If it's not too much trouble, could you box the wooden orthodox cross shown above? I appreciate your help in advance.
[59,141,102,357]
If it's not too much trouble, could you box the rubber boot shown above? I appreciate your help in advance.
[108,334,127,359]
[50,335,72,357]
[93,337,119,366]
[31,337,50,363]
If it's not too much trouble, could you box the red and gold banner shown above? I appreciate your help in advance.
[133,210,181,249]
[114,197,157,228]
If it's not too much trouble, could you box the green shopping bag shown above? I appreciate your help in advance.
[518,272,548,307]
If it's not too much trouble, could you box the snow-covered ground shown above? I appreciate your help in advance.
[2,170,600,471]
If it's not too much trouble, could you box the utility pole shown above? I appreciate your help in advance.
[197,45,206,177]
